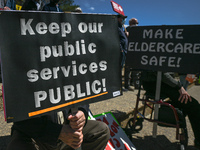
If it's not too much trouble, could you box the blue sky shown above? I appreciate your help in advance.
[73,0,200,26]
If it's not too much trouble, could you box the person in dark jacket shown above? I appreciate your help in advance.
[117,14,128,69]
[5,0,16,10]
[141,71,200,149]
[42,0,62,12]
[117,14,130,92]
[0,0,15,10]
[22,0,45,11]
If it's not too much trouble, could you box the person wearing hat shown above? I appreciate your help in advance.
[74,7,82,13]
[117,14,128,68]
[117,14,129,91]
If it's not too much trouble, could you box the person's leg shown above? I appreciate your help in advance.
[7,129,59,150]
[57,141,73,150]
[124,66,130,89]
[169,95,200,145]
[121,52,126,70]
[160,83,200,145]
[7,130,37,150]
[143,81,200,144]
[82,120,110,150]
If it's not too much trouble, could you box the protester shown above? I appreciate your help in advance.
[141,71,200,149]
[117,14,129,92]
[5,0,16,10]
[117,14,128,69]
[0,0,15,10]
[22,0,45,11]
[7,106,110,150]
[42,0,62,12]
[73,7,82,13]
[126,18,138,30]
[123,18,139,91]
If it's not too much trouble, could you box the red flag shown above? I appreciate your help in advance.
[110,0,125,16]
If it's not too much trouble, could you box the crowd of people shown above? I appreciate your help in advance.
[1,0,200,149]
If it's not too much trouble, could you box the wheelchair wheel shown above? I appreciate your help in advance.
[127,117,144,132]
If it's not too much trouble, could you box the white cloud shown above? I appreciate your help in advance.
[90,7,95,11]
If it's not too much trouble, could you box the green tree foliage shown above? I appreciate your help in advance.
[59,0,79,12]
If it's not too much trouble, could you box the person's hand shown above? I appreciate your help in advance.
[67,110,86,131]
[125,31,129,37]
[3,6,11,10]
[59,124,83,149]
[178,87,192,104]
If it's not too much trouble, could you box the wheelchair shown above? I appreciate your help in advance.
[126,78,188,150]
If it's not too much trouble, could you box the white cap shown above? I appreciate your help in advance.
[75,7,82,12]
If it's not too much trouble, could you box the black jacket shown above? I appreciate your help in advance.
[42,2,62,12]
[141,71,182,90]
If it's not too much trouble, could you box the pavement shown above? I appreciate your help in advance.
[0,84,200,150]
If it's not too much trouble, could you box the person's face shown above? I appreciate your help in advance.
[118,17,125,25]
